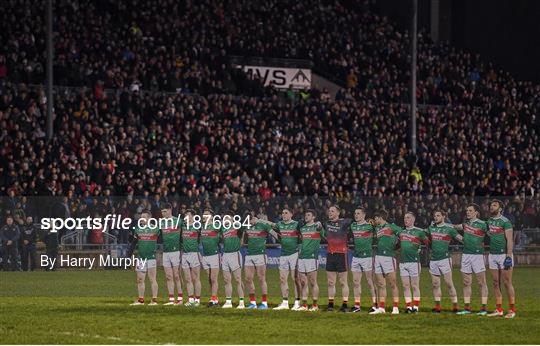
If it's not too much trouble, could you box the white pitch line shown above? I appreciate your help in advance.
[61,331,164,344]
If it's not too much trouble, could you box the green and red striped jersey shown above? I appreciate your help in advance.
[134,225,160,260]
[299,223,325,259]
[399,226,427,263]
[375,223,402,257]
[181,222,200,253]
[426,223,459,261]
[350,221,375,258]
[463,219,488,254]
[245,222,272,256]
[276,220,300,256]
[487,216,512,254]
[200,224,222,256]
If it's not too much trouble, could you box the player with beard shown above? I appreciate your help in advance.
[426,209,463,313]
[486,199,516,318]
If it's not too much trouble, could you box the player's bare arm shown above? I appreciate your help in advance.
[505,228,514,257]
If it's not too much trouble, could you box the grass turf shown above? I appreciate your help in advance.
[1,267,539,344]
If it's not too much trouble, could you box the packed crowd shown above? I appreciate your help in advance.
[0,0,539,234]
[0,82,538,232]
[2,0,540,104]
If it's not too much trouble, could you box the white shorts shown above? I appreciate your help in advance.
[279,252,299,271]
[244,254,267,267]
[136,259,157,272]
[222,251,243,272]
[351,256,373,273]
[429,258,453,276]
[399,262,421,277]
[202,254,220,270]
[162,251,180,268]
[461,253,486,274]
[488,254,513,270]
[298,258,318,273]
[181,252,201,269]
[374,255,396,275]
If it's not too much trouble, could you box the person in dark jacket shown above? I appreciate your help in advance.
[44,228,59,271]
[20,216,38,271]
[1,215,21,271]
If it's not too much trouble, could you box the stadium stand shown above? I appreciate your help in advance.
[0,0,538,237]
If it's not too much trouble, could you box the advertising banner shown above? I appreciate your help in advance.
[238,65,311,89]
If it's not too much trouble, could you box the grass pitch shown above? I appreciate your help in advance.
[1,267,539,344]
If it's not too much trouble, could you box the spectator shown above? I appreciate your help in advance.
[20,215,37,271]
[1,215,21,271]
[346,69,358,88]
[0,55,7,80]
[43,227,58,271]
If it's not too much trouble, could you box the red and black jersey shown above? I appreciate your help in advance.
[324,218,352,253]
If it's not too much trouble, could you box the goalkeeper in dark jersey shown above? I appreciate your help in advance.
[322,205,352,312]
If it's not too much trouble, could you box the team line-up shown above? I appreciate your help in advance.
[128,200,516,318]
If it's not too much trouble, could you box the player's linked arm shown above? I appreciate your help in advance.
[269,229,280,241]
[253,217,277,229]
[240,228,247,247]
[424,230,432,256]
[252,218,279,240]
[127,232,138,257]
[315,222,326,239]
[393,225,403,251]
[347,225,355,245]
[422,230,431,247]
[452,223,464,231]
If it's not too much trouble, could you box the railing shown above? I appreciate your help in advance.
[60,229,118,250]
[60,230,85,250]
[515,228,540,251]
